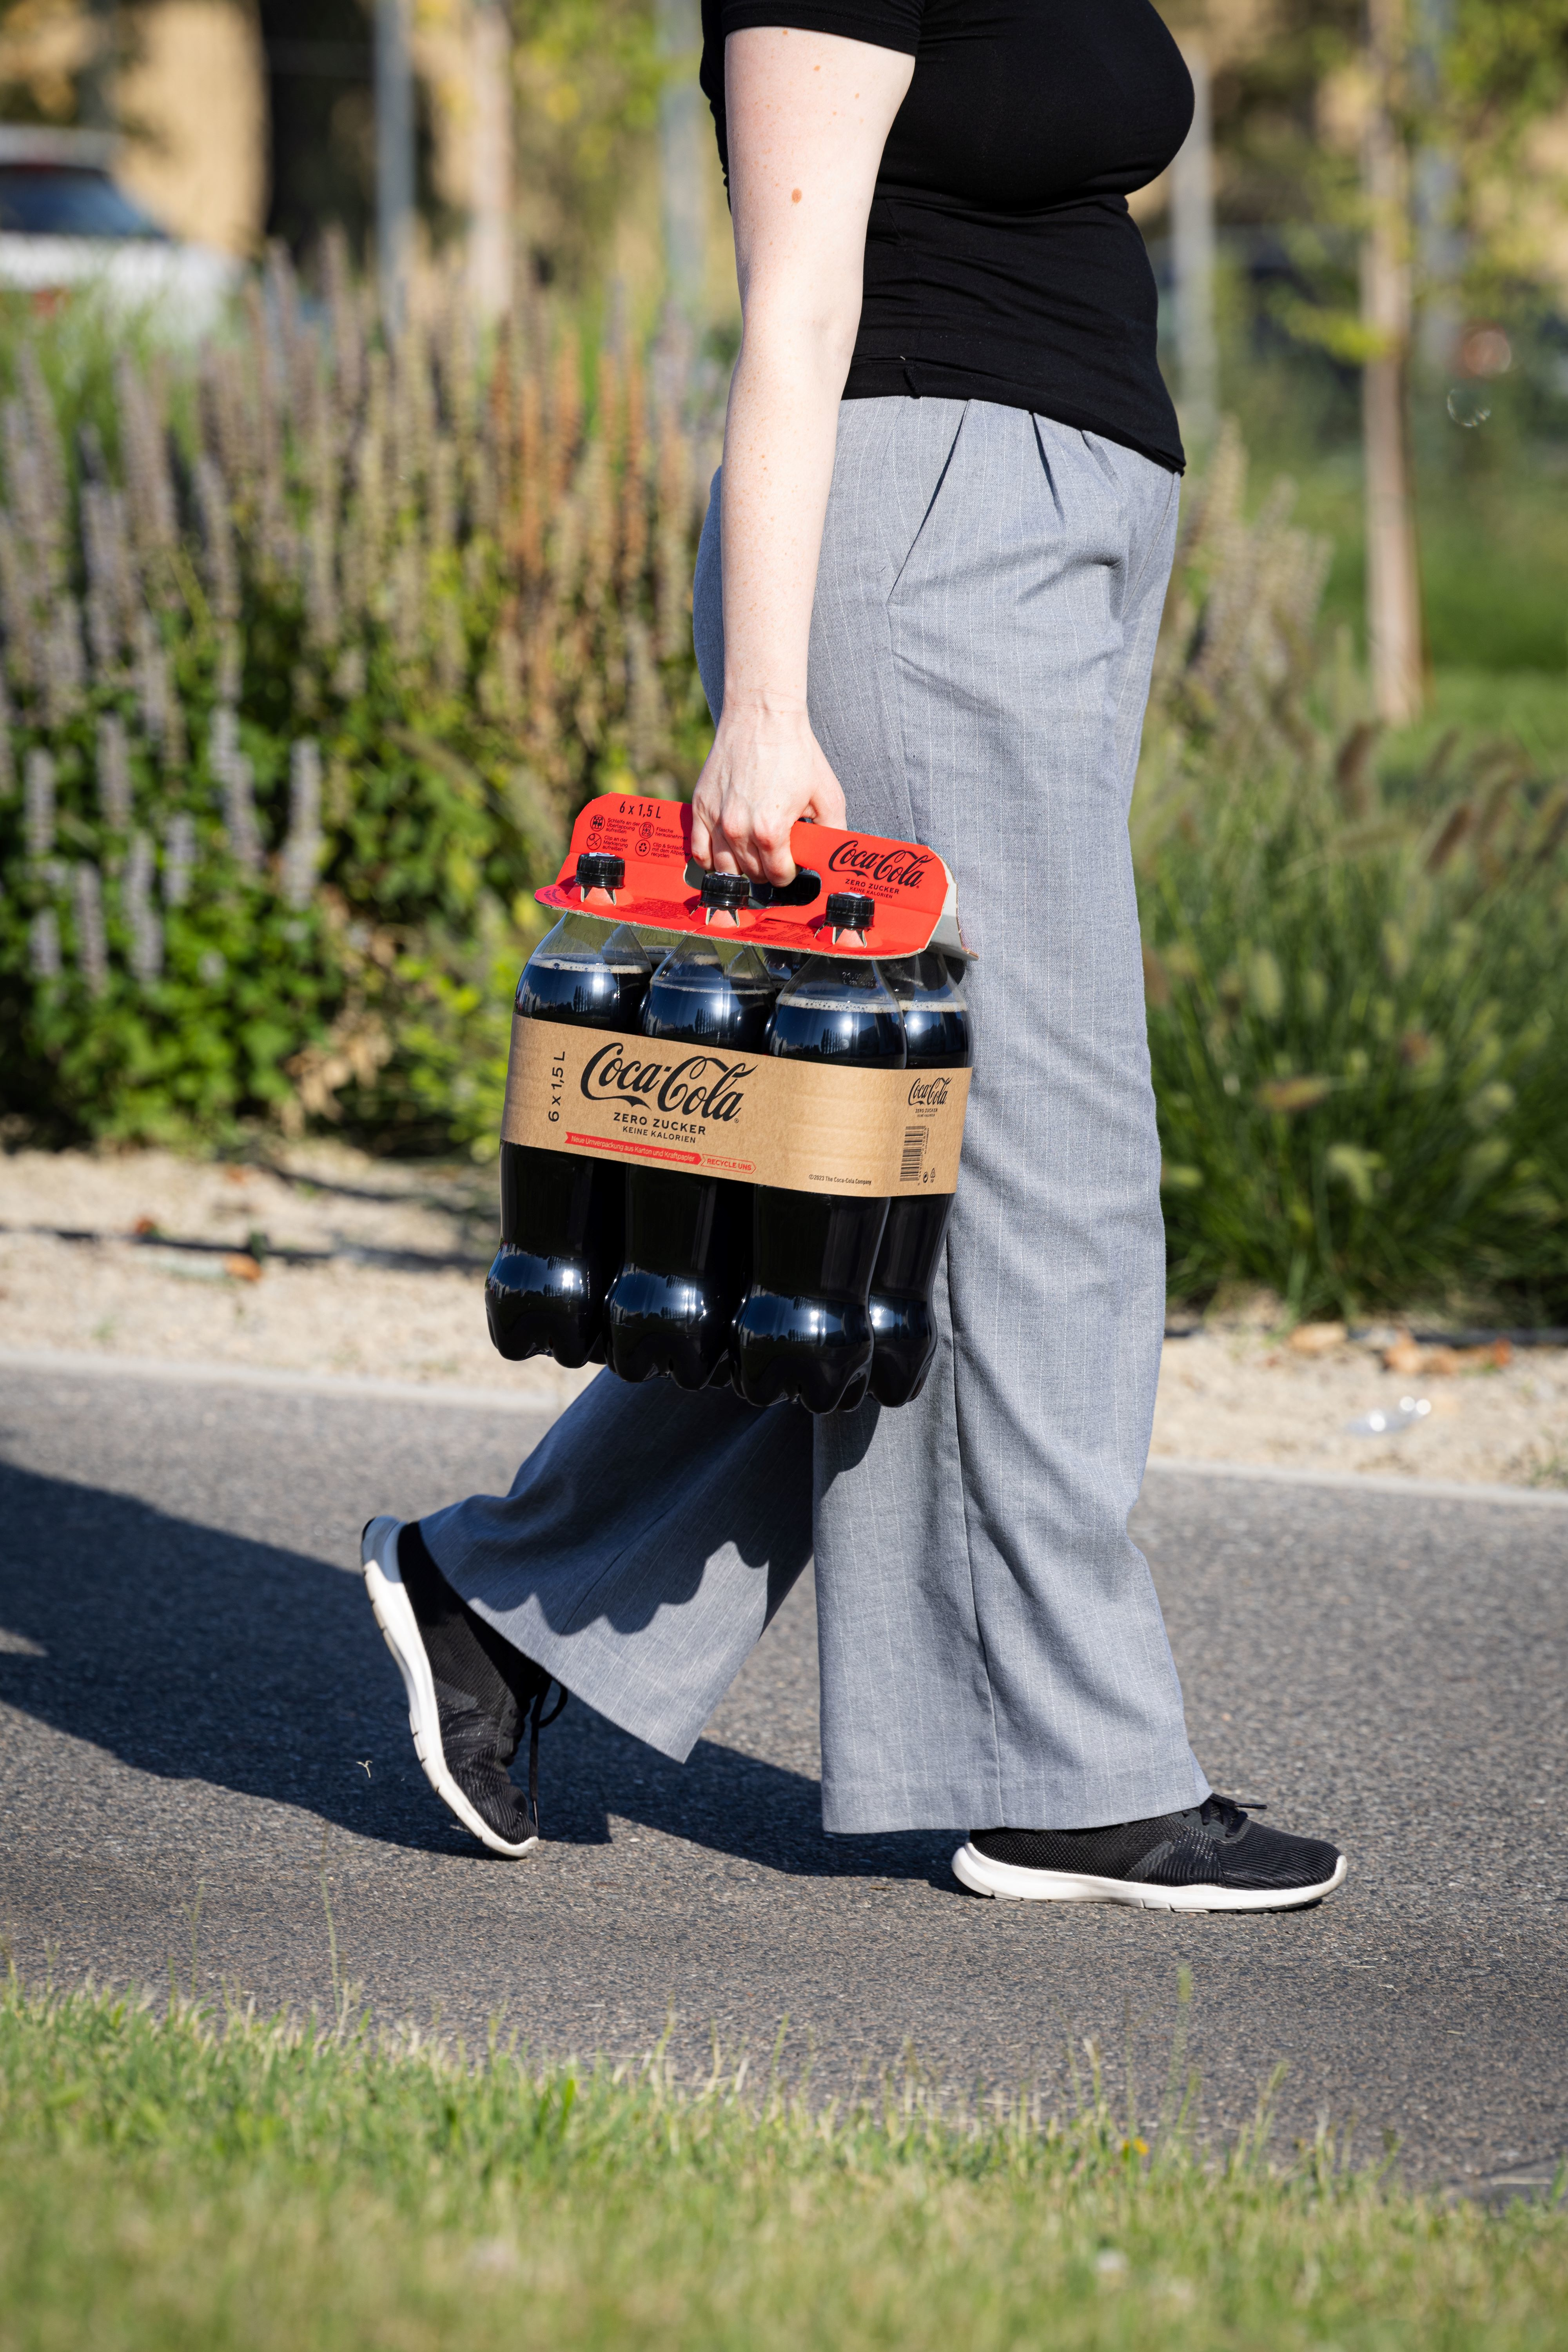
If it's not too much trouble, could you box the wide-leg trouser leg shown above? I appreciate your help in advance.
[420,1374,813,1762]
[421,396,1208,1828]
[799,401,1207,1830]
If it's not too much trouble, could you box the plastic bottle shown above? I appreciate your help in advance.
[606,874,778,1388]
[731,892,906,1414]
[755,946,807,1045]
[759,944,808,988]
[865,950,972,1406]
[486,855,653,1365]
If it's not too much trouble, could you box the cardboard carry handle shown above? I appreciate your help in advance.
[536,793,972,964]
[501,1015,972,1199]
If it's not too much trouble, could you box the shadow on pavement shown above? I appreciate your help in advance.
[0,1461,939,1883]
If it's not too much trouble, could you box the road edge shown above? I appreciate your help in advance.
[0,1344,585,1416]
[3,1344,1566,1510]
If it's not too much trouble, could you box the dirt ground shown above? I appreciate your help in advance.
[2,1145,1564,1488]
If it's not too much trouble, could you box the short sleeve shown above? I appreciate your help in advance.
[699,0,920,189]
[718,0,923,57]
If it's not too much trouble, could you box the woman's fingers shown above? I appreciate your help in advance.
[746,825,800,886]
[689,721,846,884]
[689,818,747,874]
[710,812,792,883]
[689,773,744,873]
[715,791,799,884]
[690,776,742,875]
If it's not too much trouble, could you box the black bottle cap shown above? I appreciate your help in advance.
[576,851,625,890]
[824,890,875,929]
[699,871,751,908]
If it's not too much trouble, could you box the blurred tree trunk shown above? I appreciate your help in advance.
[468,1,513,320]
[1361,0,1425,725]
[657,0,706,318]
[375,0,414,334]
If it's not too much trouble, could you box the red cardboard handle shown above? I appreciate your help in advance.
[537,793,968,961]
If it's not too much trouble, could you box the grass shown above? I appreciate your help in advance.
[1140,769,1568,1320]
[1135,432,1568,1323]
[1398,669,1568,774]
[0,1968,1565,2351]
[1216,310,1568,680]
[1296,452,1568,678]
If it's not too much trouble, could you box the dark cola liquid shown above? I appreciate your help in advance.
[606,938,777,1390]
[867,952,973,1407]
[486,915,653,1367]
[732,956,906,1414]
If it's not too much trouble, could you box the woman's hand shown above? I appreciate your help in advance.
[690,704,846,882]
[690,26,910,885]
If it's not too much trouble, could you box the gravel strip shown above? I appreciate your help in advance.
[2,1146,1565,1486]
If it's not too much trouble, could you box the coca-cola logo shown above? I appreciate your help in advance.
[908,1074,952,1109]
[827,838,934,891]
[580,1041,755,1122]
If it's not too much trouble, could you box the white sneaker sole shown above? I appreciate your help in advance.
[360,1515,538,1859]
[951,1840,1347,1912]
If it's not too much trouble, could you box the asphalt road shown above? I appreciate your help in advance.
[1,1360,1564,2193]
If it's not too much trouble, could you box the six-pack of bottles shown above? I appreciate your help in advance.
[487,794,975,1414]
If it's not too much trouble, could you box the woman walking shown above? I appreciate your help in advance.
[361,0,1345,1910]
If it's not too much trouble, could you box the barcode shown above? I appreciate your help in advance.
[900,1125,929,1183]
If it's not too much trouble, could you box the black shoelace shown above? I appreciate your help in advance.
[524,1680,570,1841]
[1198,1794,1268,1839]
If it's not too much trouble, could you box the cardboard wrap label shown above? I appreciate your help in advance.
[501,1015,971,1198]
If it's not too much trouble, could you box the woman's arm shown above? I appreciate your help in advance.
[688,26,913,883]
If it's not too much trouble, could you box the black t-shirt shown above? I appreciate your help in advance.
[700,0,1192,472]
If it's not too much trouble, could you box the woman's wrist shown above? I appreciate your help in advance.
[715,692,813,728]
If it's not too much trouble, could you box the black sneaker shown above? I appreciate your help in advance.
[361,1515,566,1858]
[952,1796,1345,1912]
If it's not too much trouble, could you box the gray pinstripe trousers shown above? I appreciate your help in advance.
[421,398,1210,1834]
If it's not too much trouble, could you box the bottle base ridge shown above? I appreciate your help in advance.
[485,1247,603,1370]
[731,1290,875,1416]
[605,1267,734,1392]
[867,1295,940,1408]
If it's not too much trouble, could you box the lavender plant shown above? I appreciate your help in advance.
[0,245,719,1147]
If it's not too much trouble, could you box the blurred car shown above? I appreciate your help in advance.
[0,125,237,336]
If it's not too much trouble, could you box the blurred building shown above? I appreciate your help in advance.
[0,0,731,319]
[0,0,265,254]
[0,0,491,270]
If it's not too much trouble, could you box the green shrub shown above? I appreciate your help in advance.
[4,267,1565,1325]
[1136,430,1568,1321]
[0,250,715,1150]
